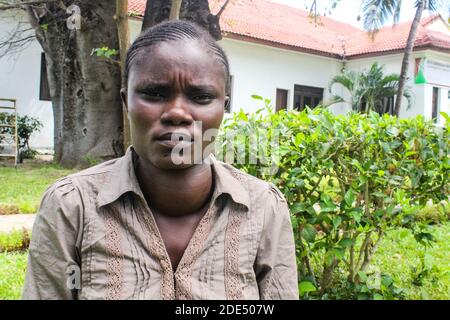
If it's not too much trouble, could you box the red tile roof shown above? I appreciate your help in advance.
[343,16,450,57]
[128,0,450,58]
[128,0,145,16]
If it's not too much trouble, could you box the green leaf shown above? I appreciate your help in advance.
[358,271,368,282]
[373,293,383,300]
[381,275,393,287]
[348,209,362,223]
[332,216,342,229]
[332,248,345,259]
[360,285,369,293]
[440,112,450,123]
[339,238,355,248]
[294,133,305,147]
[398,229,410,240]
[299,281,317,295]
[387,126,399,137]
[302,224,317,243]
[251,95,263,101]
[344,189,355,206]
[290,202,305,214]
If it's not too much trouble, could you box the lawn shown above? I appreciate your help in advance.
[0,251,27,300]
[0,160,75,214]
[372,223,450,299]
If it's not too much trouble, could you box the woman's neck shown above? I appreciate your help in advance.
[134,155,214,217]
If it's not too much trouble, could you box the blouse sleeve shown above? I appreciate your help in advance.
[22,178,83,300]
[254,184,299,300]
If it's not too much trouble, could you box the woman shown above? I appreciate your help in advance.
[23,20,298,300]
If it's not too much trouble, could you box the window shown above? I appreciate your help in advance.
[39,52,51,101]
[432,87,439,122]
[276,89,288,111]
[382,96,395,115]
[293,85,323,111]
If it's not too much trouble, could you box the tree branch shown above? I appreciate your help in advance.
[216,0,231,18]
[359,229,384,272]
[356,231,371,273]
[169,0,182,20]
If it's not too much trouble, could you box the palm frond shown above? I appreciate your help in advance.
[361,0,402,33]
[323,95,346,107]
[402,87,414,110]
[419,0,440,11]
[329,73,356,92]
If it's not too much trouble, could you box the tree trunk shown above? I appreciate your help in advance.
[169,0,182,20]
[142,0,224,40]
[115,0,131,151]
[393,0,425,117]
[27,1,124,167]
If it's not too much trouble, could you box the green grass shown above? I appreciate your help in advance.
[0,161,75,214]
[0,229,31,253]
[372,222,450,299]
[0,251,28,300]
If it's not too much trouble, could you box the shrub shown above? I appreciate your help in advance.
[219,100,449,299]
[0,113,43,160]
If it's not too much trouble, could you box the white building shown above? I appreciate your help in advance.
[0,0,449,150]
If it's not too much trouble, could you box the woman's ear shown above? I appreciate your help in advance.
[120,88,128,112]
[224,96,230,110]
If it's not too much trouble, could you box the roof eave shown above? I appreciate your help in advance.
[223,32,343,59]
[346,45,450,60]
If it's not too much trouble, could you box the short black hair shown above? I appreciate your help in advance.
[124,20,230,94]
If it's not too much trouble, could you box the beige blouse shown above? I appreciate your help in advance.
[22,147,299,300]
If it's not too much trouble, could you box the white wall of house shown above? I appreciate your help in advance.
[129,18,142,43]
[426,18,450,35]
[0,11,53,150]
[422,50,450,125]
[218,38,348,114]
[345,50,450,123]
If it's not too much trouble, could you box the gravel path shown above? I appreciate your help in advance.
[0,214,36,233]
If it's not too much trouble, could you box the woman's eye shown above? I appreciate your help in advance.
[192,94,214,104]
[140,90,166,100]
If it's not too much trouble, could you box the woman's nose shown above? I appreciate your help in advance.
[160,96,193,126]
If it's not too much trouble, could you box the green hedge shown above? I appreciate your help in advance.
[219,101,449,299]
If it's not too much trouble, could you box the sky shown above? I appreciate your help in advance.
[267,0,450,29]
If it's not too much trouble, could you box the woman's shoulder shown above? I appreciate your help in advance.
[43,156,126,201]
[212,158,287,205]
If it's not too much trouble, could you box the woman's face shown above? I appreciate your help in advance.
[122,39,228,170]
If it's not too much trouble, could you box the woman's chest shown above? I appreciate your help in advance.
[77,200,262,300]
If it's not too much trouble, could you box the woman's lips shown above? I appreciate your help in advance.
[155,139,193,149]
[155,131,194,149]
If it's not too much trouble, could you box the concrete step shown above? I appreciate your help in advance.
[0,214,36,233]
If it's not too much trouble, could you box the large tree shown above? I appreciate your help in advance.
[142,0,230,39]
[31,1,125,167]
[0,0,232,167]
[1,0,125,167]
[0,0,126,167]
[361,0,440,117]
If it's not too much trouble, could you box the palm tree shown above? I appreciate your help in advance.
[360,0,440,117]
[328,62,412,115]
